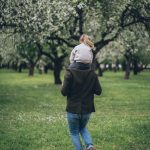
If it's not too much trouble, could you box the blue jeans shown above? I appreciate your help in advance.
[67,112,94,150]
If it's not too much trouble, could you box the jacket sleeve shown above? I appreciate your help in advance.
[61,70,72,96]
[93,74,102,95]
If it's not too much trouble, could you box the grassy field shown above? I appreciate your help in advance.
[0,69,150,150]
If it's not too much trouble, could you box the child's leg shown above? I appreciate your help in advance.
[68,62,78,69]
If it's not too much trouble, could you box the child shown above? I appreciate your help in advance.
[69,34,94,70]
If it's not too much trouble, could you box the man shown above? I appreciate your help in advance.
[61,67,102,150]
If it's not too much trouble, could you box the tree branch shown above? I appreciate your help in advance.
[47,35,76,48]
[35,42,55,61]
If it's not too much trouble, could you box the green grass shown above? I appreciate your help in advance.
[0,69,150,150]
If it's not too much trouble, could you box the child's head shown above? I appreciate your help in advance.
[79,34,94,48]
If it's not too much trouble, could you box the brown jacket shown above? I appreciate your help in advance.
[61,69,102,114]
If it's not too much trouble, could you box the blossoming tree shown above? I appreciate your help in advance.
[1,0,150,82]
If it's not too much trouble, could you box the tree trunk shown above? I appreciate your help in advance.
[53,60,62,84]
[44,65,48,74]
[124,61,130,79]
[122,60,126,71]
[18,64,23,73]
[54,67,62,84]
[133,59,138,75]
[124,49,132,79]
[98,67,103,76]
[28,64,35,76]
[12,63,18,71]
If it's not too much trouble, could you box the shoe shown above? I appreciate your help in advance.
[89,147,94,150]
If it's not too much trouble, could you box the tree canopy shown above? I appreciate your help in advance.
[0,0,150,81]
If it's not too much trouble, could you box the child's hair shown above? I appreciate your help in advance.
[79,34,94,48]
